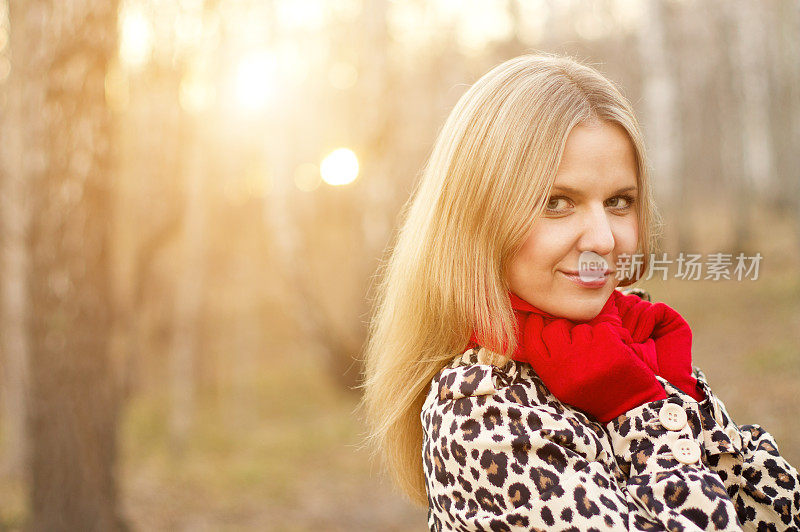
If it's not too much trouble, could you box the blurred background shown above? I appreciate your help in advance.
[0,0,798,530]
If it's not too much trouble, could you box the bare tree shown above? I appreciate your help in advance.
[0,1,29,476]
[733,0,775,197]
[729,0,775,255]
[637,0,684,254]
[169,108,208,449]
[8,0,126,529]
[768,0,800,254]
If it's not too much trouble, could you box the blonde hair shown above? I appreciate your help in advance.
[355,53,661,507]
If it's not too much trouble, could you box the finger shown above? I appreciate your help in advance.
[615,324,633,345]
[619,298,649,324]
[615,291,649,317]
[651,303,690,336]
[570,323,594,344]
[626,301,659,342]
[589,321,627,345]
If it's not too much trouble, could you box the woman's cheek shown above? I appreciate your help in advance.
[525,226,564,265]
[614,217,639,255]
[509,228,556,283]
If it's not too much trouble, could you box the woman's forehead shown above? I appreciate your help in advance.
[550,123,639,191]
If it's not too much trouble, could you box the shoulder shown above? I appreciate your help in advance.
[425,346,550,405]
[421,346,609,446]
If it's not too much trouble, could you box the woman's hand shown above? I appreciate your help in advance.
[519,304,667,423]
[614,293,705,401]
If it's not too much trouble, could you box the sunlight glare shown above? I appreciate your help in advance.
[320,149,359,186]
[456,0,513,52]
[234,51,278,111]
[119,7,153,68]
[276,0,326,32]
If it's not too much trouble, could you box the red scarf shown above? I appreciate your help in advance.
[466,290,703,402]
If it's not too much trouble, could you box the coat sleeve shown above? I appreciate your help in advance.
[421,362,633,530]
[606,370,800,531]
[691,369,800,528]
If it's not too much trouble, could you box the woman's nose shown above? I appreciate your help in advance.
[577,206,615,256]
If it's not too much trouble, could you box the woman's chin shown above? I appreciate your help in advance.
[566,310,601,323]
[554,292,613,322]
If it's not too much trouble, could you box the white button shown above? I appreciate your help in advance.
[659,403,688,431]
[671,439,701,464]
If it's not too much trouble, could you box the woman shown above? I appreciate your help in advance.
[357,53,800,530]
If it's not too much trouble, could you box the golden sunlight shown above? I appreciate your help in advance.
[180,74,215,114]
[180,55,215,114]
[320,148,359,186]
[234,50,278,111]
[118,6,153,68]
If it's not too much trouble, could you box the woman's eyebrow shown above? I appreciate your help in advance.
[550,184,638,196]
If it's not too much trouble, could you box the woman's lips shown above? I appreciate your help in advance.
[559,270,610,288]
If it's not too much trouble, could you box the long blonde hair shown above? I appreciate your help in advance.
[355,53,661,507]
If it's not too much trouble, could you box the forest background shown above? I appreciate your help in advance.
[0,0,798,530]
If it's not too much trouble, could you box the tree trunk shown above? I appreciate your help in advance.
[8,0,126,530]
[733,0,775,199]
[637,0,684,255]
[0,38,30,478]
[169,110,207,450]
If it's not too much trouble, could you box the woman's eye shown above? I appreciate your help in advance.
[606,195,636,209]
[546,197,570,212]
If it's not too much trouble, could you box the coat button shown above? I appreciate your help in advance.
[671,439,701,464]
[659,403,688,431]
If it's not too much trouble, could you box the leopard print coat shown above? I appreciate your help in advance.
[421,306,800,530]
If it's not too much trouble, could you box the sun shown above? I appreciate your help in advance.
[320,148,359,186]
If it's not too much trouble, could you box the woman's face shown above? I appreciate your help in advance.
[506,120,640,321]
